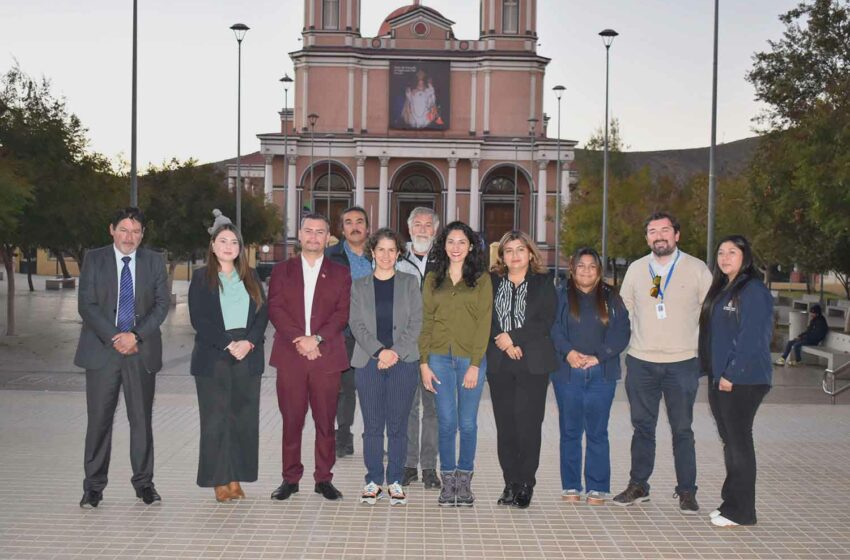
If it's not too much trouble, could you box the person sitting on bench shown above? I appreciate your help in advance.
[775,304,828,366]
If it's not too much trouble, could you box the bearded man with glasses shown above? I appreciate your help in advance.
[613,211,712,515]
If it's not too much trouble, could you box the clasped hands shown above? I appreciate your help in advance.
[566,350,600,369]
[494,332,523,360]
[293,335,322,361]
[377,349,399,370]
[112,332,138,355]
[225,340,255,361]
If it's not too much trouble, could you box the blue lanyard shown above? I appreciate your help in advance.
[649,251,680,301]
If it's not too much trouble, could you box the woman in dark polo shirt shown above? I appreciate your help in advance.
[188,223,267,502]
[419,221,492,507]
[487,230,558,509]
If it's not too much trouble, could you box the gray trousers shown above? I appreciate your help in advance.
[405,384,438,470]
[83,354,156,493]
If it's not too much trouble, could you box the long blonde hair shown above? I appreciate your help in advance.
[490,230,548,276]
[206,224,263,307]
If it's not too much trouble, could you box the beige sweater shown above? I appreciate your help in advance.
[620,251,712,363]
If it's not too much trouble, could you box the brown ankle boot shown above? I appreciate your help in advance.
[228,481,245,499]
[214,485,232,502]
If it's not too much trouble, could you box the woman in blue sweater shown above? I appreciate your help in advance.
[698,235,773,527]
[551,247,630,505]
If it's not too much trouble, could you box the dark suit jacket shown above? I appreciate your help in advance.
[487,271,559,375]
[267,255,351,374]
[188,267,268,376]
[74,245,169,373]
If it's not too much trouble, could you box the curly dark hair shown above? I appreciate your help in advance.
[429,221,486,289]
[367,228,406,260]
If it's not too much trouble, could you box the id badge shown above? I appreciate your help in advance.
[655,302,667,320]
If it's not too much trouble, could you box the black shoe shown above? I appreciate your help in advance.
[315,481,343,500]
[422,469,441,489]
[335,443,348,458]
[135,486,161,505]
[402,467,418,486]
[270,481,299,500]
[345,443,354,455]
[612,483,650,506]
[79,490,102,509]
[497,483,517,506]
[676,491,700,515]
[512,484,533,509]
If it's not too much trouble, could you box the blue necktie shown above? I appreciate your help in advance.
[117,256,135,332]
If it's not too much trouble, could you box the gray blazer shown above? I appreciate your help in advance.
[349,271,422,368]
[74,245,170,373]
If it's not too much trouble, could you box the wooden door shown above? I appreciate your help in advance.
[482,202,515,248]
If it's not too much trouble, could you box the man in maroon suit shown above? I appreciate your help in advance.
[268,213,352,501]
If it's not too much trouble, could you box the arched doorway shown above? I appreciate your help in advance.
[391,162,443,241]
[306,161,353,239]
[480,165,532,246]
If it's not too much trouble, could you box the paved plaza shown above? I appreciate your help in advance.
[1,274,849,560]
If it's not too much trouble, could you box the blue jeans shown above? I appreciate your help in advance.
[355,359,418,485]
[429,353,487,472]
[624,355,699,494]
[551,365,616,493]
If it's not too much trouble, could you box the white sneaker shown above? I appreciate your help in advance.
[711,514,739,527]
[360,482,383,505]
[561,489,582,502]
[709,509,721,518]
[586,491,608,505]
[774,357,786,366]
[787,359,798,366]
[388,482,407,506]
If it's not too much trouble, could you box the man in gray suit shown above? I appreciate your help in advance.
[76,207,169,508]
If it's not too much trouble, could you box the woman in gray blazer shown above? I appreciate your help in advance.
[349,228,423,506]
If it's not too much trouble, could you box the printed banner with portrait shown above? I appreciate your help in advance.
[389,60,450,130]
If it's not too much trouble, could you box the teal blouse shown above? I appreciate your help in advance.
[219,270,250,330]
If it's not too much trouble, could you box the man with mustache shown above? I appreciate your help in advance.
[324,206,372,457]
[613,211,712,515]
[396,207,442,489]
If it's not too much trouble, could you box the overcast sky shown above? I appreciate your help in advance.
[1,0,799,168]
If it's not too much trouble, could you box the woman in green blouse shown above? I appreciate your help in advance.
[419,221,492,507]
[188,223,268,502]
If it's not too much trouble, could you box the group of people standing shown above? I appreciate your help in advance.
[76,205,775,529]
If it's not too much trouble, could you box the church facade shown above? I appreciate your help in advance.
[252,0,576,262]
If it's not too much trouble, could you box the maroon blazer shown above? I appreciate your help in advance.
[268,255,352,374]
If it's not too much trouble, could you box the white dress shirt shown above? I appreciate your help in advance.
[301,254,323,336]
[113,245,137,327]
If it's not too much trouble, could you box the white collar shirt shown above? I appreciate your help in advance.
[649,248,680,277]
[113,245,137,326]
[301,254,324,336]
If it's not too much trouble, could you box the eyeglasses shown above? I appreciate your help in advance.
[650,275,661,298]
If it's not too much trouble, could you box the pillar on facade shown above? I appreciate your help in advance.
[355,156,366,207]
[469,159,480,230]
[483,70,492,134]
[447,158,458,223]
[264,155,274,203]
[287,156,298,238]
[560,162,570,206]
[228,177,236,192]
[536,159,548,244]
[378,156,390,228]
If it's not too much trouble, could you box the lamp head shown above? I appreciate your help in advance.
[599,28,618,47]
[553,84,566,100]
[527,117,539,135]
[308,113,319,127]
[230,23,249,42]
[280,74,293,88]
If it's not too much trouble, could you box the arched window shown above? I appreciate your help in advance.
[483,176,515,194]
[315,172,350,191]
[398,174,435,193]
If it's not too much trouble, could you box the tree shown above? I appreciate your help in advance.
[0,157,33,336]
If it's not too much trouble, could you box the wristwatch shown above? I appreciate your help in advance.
[131,330,143,345]
[314,334,324,344]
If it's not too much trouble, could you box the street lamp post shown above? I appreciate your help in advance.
[528,117,539,239]
[280,74,293,257]
[308,113,319,211]
[130,0,138,206]
[512,138,520,229]
[599,28,618,279]
[230,23,249,230]
[553,85,566,284]
[326,134,333,223]
[707,0,719,268]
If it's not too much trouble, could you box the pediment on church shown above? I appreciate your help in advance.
[377,5,456,40]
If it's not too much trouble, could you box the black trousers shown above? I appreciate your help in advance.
[708,382,770,525]
[336,368,356,444]
[83,354,156,493]
[487,366,550,486]
[194,358,261,487]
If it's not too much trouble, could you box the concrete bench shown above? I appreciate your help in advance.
[827,300,849,320]
[45,277,76,290]
[792,294,822,311]
[802,332,850,371]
